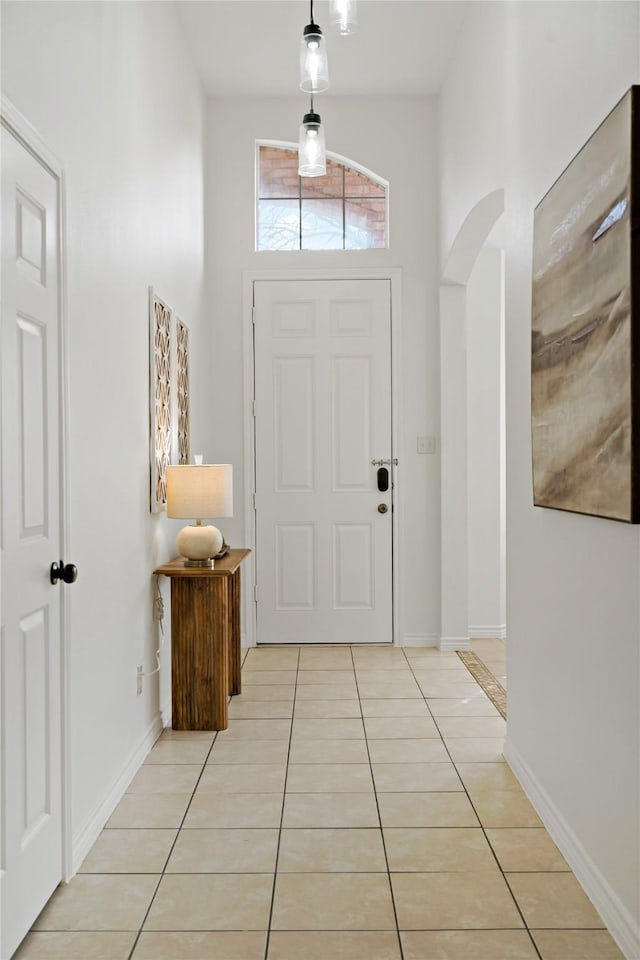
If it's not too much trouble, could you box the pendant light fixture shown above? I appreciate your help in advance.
[330,0,358,35]
[300,0,329,92]
[298,95,326,177]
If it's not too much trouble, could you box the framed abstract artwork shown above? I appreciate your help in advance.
[531,86,639,522]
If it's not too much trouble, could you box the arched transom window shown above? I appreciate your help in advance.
[257,144,388,251]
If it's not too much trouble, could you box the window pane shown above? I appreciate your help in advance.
[258,199,300,250]
[345,199,386,249]
[344,167,385,198]
[301,159,343,199]
[301,199,344,250]
[257,146,388,251]
[259,146,300,199]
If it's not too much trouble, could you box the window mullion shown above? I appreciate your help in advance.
[342,166,346,250]
[299,175,302,250]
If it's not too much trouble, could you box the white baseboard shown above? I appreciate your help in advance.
[71,714,163,875]
[160,699,171,729]
[469,625,507,639]
[401,633,439,647]
[504,738,639,960]
[439,636,471,652]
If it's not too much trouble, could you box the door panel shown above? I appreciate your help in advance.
[333,523,373,608]
[274,356,315,491]
[276,523,316,609]
[332,355,372,490]
[18,315,48,535]
[1,123,64,959]
[21,607,50,838]
[254,279,393,645]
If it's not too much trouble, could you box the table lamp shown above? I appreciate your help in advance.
[166,463,233,567]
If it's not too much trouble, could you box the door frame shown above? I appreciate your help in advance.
[242,267,403,649]
[1,98,73,883]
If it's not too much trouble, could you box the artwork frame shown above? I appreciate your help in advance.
[531,85,640,523]
[174,314,190,467]
[149,287,173,513]
[149,289,192,511]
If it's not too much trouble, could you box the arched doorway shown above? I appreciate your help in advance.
[439,189,505,649]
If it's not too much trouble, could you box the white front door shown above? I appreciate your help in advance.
[254,278,393,645]
[1,119,67,958]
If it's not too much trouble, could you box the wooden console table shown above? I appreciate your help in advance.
[154,548,250,730]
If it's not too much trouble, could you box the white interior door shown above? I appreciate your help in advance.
[1,120,66,958]
[254,279,393,645]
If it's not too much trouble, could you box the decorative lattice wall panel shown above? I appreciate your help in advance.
[175,317,190,466]
[150,291,172,512]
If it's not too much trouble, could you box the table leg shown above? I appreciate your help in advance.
[171,578,229,730]
[229,568,242,695]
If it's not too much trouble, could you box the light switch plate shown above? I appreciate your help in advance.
[417,436,436,454]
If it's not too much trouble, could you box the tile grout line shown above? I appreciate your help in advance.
[125,720,221,957]
[403,648,544,960]
[351,645,405,960]
[262,646,300,960]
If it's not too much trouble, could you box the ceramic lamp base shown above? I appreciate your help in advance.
[176,523,223,563]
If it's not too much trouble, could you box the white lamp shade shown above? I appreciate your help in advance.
[166,464,233,520]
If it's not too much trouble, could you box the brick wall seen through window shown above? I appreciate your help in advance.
[257,145,387,251]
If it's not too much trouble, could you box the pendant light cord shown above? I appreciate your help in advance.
[310,0,315,26]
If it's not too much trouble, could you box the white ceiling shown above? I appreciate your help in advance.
[175,1,468,98]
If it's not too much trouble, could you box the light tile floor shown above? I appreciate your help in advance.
[15,642,625,960]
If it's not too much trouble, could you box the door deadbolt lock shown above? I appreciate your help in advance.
[377,503,389,514]
[377,467,389,492]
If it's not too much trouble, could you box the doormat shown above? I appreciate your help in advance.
[457,652,507,720]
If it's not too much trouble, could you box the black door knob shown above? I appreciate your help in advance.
[50,561,78,585]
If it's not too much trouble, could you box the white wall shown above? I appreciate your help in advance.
[467,246,506,636]
[441,2,639,954]
[205,96,441,645]
[1,1,206,860]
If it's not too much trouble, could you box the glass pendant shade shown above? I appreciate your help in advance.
[298,111,326,177]
[330,0,358,35]
[300,23,329,92]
